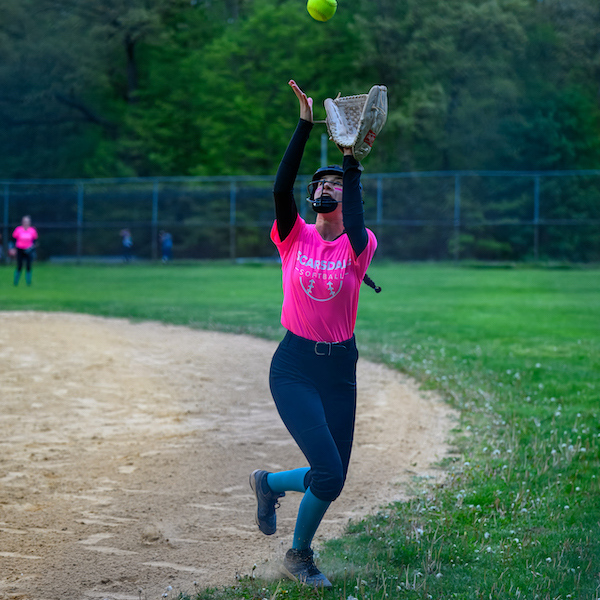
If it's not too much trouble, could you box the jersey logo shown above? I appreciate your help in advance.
[299,276,343,302]
[295,250,350,302]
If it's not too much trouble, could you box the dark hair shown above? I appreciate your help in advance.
[363,273,381,293]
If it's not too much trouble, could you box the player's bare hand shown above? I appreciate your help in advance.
[289,80,313,123]
[335,143,352,156]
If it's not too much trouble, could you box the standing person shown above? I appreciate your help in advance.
[159,230,173,263]
[12,215,38,286]
[120,228,133,262]
[249,80,378,588]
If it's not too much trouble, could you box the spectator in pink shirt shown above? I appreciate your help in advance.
[12,215,38,286]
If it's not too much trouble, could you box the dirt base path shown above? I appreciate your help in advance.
[0,312,457,600]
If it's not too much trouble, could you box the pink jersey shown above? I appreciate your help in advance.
[12,226,38,250]
[271,217,377,343]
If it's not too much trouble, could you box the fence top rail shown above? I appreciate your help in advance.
[2,169,600,186]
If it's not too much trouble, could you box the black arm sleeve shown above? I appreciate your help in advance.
[273,119,314,241]
[342,155,369,257]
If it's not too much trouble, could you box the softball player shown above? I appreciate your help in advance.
[12,215,38,286]
[250,81,377,588]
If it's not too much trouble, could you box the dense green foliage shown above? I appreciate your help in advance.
[1,262,599,597]
[2,0,600,178]
[3,0,600,262]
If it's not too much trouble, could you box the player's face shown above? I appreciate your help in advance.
[22,217,31,228]
[307,174,344,214]
[313,176,343,202]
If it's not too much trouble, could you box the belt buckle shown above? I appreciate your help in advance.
[315,341,332,356]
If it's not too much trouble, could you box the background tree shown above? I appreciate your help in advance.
[1,0,599,178]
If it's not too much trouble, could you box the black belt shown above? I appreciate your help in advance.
[283,330,355,356]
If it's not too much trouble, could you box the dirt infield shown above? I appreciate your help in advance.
[0,312,457,600]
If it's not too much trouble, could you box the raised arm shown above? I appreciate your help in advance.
[273,81,314,242]
[341,152,368,257]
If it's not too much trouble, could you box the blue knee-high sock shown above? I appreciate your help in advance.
[14,270,21,286]
[25,271,32,286]
[292,487,331,550]
[267,467,310,494]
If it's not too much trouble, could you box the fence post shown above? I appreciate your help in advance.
[3,184,8,264]
[533,175,540,262]
[454,175,461,261]
[152,181,159,261]
[229,180,236,261]
[321,133,328,168]
[76,182,84,263]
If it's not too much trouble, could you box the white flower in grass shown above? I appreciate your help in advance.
[564,505,570,510]
[546,557,552,562]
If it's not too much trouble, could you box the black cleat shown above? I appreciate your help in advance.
[249,469,285,535]
[282,548,332,588]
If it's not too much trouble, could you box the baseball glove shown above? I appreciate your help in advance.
[324,85,388,161]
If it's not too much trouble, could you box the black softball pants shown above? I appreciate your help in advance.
[16,248,33,272]
[269,330,358,502]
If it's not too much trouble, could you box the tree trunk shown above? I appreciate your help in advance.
[125,34,138,103]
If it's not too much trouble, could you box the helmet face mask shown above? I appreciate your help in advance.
[307,165,344,214]
[307,180,343,213]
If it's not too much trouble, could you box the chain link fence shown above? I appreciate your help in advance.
[2,170,599,264]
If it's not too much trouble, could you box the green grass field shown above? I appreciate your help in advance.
[1,262,599,599]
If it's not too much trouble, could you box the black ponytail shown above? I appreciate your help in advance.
[363,272,381,293]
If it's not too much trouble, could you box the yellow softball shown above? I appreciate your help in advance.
[307,0,337,22]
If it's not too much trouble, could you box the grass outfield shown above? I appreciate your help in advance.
[1,262,599,599]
